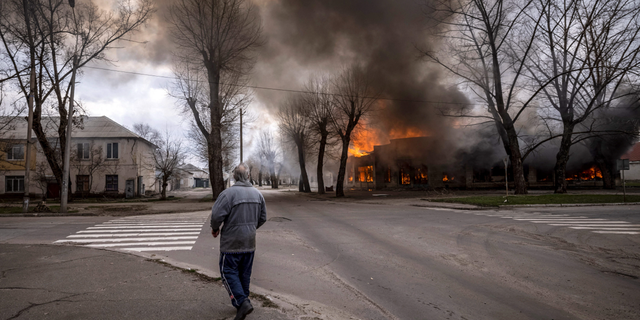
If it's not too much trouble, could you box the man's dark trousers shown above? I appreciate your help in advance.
[219,252,255,308]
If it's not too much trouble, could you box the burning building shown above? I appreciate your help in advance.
[344,134,616,191]
[346,136,469,190]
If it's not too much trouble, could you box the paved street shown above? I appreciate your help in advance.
[2,190,640,319]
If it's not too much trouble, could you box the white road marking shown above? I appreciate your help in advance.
[514,217,594,221]
[54,236,198,243]
[54,217,206,251]
[88,225,202,229]
[123,246,193,252]
[460,211,638,235]
[592,231,640,235]
[79,228,202,232]
[569,227,640,230]
[550,224,640,227]
[68,232,200,238]
[85,241,196,247]
[530,221,630,224]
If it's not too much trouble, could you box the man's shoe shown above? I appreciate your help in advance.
[234,299,254,320]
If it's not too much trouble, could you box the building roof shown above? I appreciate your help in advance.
[1,116,155,146]
[180,163,207,174]
[621,142,640,161]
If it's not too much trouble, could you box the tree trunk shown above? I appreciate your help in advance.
[553,123,575,194]
[316,131,327,194]
[336,136,351,197]
[296,137,311,193]
[204,60,225,200]
[506,126,527,194]
[269,162,278,189]
[594,155,616,189]
[298,176,303,192]
[161,177,168,200]
[258,168,263,186]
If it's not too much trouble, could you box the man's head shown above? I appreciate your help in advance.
[234,163,250,182]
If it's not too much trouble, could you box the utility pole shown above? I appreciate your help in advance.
[240,108,243,163]
[22,0,35,213]
[60,0,77,213]
[23,67,35,213]
[503,157,509,197]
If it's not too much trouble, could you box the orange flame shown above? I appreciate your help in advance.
[349,124,429,157]
[565,166,603,181]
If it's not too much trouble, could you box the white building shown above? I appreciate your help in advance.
[621,142,640,181]
[0,116,157,198]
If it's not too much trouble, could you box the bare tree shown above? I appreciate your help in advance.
[132,123,161,146]
[329,66,377,197]
[71,143,106,197]
[302,75,336,194]
[256,130,280,189]
[423,0,547,194]
[0,0,153,190]
[523,0,640,193]
[168,0,262,199]
[278,95,311,192]
[152,131,186,200]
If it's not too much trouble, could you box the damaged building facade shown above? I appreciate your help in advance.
[345,136,613,190]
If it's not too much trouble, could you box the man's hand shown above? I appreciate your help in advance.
[211,229,220,238]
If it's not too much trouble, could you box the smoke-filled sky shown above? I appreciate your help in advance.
[74,0,470,166]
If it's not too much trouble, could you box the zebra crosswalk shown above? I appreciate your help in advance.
[473,211,640,235]
[54,217,207,252]
[426,208,639,235]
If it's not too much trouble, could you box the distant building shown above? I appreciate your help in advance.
[0,116,157,198]
[621,142,640,181]
[160,163,210,192]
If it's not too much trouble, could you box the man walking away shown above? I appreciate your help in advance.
[211,163,267,320]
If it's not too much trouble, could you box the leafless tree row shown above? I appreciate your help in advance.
[275,66,377,197]
[424,0,640,194]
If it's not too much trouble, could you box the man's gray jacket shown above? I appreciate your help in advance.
[210,181,267,253]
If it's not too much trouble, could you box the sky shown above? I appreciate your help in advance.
[39,0,469,167]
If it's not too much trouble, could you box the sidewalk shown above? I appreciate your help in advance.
[0,244,290,320]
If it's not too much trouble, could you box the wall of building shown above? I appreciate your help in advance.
[0,137,156,197]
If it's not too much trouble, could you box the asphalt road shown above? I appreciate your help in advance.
[2,190,639,319]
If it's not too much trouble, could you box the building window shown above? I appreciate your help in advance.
[76,175,90,193]
[357,166,373,182]
[6,176,24,192]
[400,168,411,185]
[106,175,118,191]
[77,143,90,159]
[7,145,24,160]
[107,143,118,159]
[384,167,391,183]
[415,166,428,184]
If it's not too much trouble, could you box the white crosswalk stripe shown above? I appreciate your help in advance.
[440,209,639,235]
[54,217,207,251]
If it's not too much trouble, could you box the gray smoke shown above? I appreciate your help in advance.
[253,0,470,144]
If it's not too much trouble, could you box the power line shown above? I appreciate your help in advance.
[84,65,475,106]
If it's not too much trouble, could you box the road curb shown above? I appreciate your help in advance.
[501,202,640,208]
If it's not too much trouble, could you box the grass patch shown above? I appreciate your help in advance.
[142,197,182,202]
[0,205,78,214]
[0,206,28,214]
[48,205,79,213]
[430,194,640,207]
[199,194,213,202]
